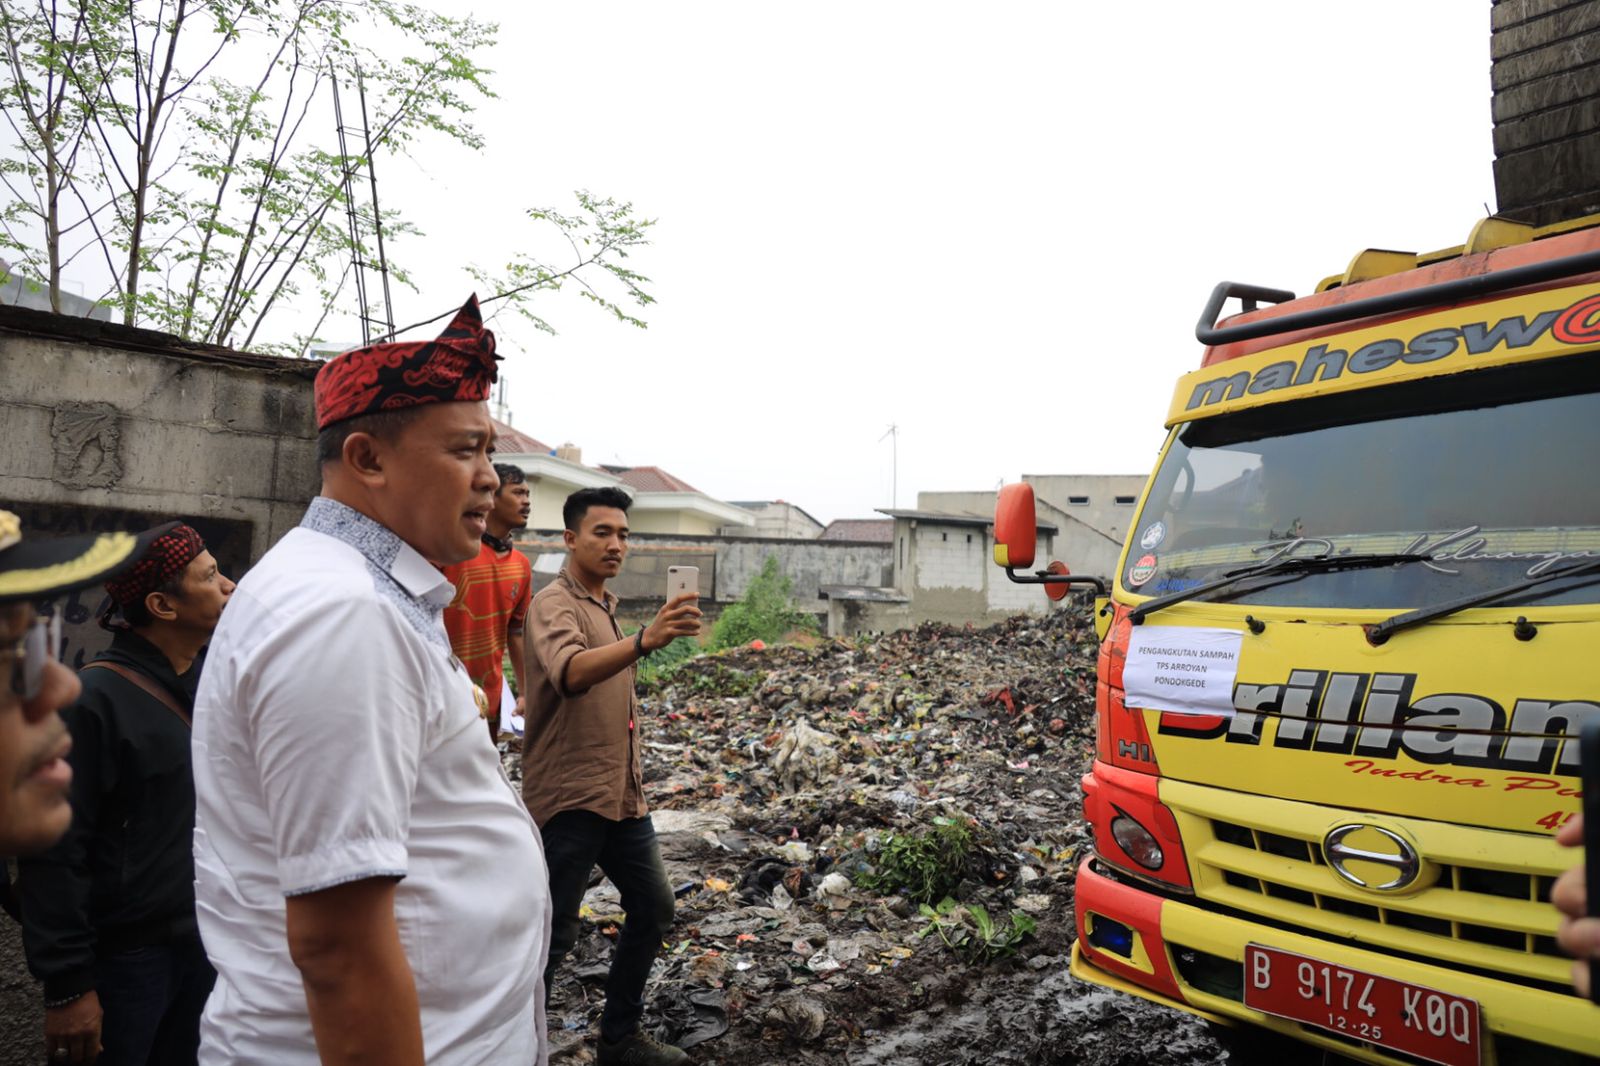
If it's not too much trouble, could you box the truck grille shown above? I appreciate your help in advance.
[1214,819,1560,954]
[1164,790,1572,991]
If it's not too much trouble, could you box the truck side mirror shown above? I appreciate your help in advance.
[993,483,1038,569]
[995,483,1110,597]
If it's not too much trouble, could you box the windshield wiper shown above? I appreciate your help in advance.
[1368,556,1600,643]
[1128,551,1434,625]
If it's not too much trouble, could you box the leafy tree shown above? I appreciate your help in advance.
[0,0,100,312]
[710,555,815,651]
[0,0,653,350]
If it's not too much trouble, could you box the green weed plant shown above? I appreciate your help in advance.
[860,819,973,905]
[711,556,816,650]
[916,897,1038,962]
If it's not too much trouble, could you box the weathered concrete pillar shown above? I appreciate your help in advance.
[1491,0,1600,226]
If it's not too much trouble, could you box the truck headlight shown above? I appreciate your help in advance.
[1110,810,1165,870]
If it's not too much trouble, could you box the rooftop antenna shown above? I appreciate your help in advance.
[491,377,513,425]
[879,423,899,508]
[330,61,394,344]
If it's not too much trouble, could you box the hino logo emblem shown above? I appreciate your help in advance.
[1322,824,1421,892]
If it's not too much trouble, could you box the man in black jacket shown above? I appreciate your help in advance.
[17,523,234,1066]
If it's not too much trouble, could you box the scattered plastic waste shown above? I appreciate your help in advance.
[509,604,1226,1064]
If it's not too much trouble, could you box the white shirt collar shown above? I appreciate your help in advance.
[301,497,454,607]
[393,544,454,606]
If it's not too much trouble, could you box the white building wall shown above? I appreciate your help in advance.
[1055,526,1127,584]
[914,525,984,590]
[1024,474,1149,544]
[722,502,824,539]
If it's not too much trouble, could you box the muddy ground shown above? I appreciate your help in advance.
[0,908,41,1066]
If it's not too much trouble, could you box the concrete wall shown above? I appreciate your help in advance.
[1021,474,1148,544]
[0,306,319,664]
[1492,0,1600,226]
[915,491,996,519]
[629,509,722,537]
[885,515,1060,630]
[913,524,985,592]
[523,480,744,539]
[528,480,571,530]
[722,502,824,539]
[825,596,912,638]
[916,487,1126,586]
[1055,522,1126,586]
[516,529,892,610]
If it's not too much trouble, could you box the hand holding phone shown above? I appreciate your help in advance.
[667,565,699,602]
[640,567,701,655]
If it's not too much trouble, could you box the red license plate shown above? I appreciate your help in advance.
[1242,944,1480,1066]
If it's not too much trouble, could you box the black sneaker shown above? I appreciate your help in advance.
[596,1029,690,1066]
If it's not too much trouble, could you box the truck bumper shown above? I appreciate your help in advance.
[1073,855,1600,1063]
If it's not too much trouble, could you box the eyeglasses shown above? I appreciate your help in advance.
[6,613,61,701]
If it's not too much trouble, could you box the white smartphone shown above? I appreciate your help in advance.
[666,565,699,601]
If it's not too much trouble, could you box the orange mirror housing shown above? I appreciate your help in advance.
[993,483,1037,569]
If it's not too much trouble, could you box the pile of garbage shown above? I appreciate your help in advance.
[507,603,1227,1065]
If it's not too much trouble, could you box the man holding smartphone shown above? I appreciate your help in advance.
[523,487,700,1066]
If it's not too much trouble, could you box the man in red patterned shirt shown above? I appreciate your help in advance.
[442,462,533,739]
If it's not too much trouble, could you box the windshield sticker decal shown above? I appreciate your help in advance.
[1154,530,1600,586]
[1139,522,1167,550]
[1157,668,1600,777]
[1128,554,1159,587]
[1123,625,1243,718]
[1403,525,1600,578]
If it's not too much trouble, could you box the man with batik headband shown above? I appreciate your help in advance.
[18,522,233,1066]
[190,297,551,1066]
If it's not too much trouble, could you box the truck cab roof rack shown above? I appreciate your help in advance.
[1196,246,1600,347]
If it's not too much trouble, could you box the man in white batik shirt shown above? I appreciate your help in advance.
[190,297,550,1066]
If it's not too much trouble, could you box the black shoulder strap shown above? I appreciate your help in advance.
[79,661,191,727]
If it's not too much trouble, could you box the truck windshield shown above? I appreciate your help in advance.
[1127,377,1600,610]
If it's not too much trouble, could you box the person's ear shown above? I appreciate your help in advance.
[144,589,179,623]
[342,432,387,488]
[563,528,577,550]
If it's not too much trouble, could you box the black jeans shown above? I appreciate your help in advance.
[540,810,675,1043]
[94,933,215,1066]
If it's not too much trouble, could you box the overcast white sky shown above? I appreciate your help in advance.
[324,1,1497,524]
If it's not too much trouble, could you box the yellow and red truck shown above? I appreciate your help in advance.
[994,214,1600,1064]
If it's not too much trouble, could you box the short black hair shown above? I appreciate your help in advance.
[493,463,526,493]
[316,407,427,464]
[563,487,632,531]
